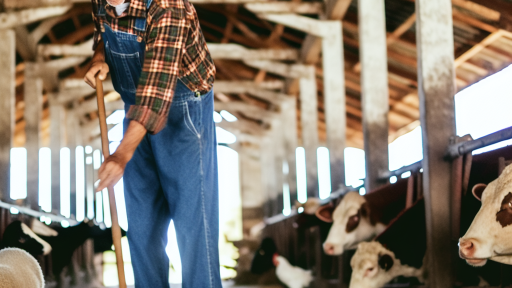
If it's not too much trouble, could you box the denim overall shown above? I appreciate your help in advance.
[99,1,221,287]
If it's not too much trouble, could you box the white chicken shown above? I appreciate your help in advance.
[273,254,313,288]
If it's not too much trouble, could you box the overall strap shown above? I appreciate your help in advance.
[134,0,153,33]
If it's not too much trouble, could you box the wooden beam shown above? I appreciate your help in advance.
[260,135,277,217]
[299,66,319,198]
[359,0,390,192]
[244,60,312,78]
[452,9,498,33]
[454,30,506,67]
[452,0,500,21]
[281,97,298,204]
[217,119,267,136]
[3,0,71,9]
[354,13,416,72]
[38,39,93,57]
[416,0,456,286]
[254,13,339,38]
[244,2,324,14]
[214,101,277,119]
[208,43,299,60]
[0,6,71,29]
[238,145,265,212]
[0,30,15,202]
[24,63,43,210]
[14,26,36,61]
[300,0,351,64]
[49,99,65,214]
[270,117,285,216]
[214,80,284,94]
[322,20,346,190]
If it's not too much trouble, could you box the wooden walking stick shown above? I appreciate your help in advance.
[96,76,127,288]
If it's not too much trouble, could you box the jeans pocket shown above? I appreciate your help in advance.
[183,99,202,138]
[106,42,142,93]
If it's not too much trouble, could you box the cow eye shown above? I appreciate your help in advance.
[345,214,361,232]
[259,250,265,255]
[18,237,26,244]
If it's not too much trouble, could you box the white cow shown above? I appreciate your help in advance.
[349,242,425,288]
[460,164,512,266]
[321,179,409,255]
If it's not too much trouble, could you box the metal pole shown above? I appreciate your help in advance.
[445,126,512,159]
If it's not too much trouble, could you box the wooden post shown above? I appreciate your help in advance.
[85,149,95,220]
[0,30,15,202]
[281,97,298,204]
[260,137,278,217]
[321,21,346,191]
[271,118,285,215]
[416,0,456,286]
[50,99,65,214]
[238,144,265,236]
[24,62,43,210]
[66,108,78,217]
[359,0,389,192]
[299,66,319,198]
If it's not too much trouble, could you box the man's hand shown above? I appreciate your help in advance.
[96,120,148,191]
[84,61,109,89]
[96,152,128,192]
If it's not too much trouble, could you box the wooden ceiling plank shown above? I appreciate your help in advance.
[0,5,71,29]
[452,9,498,33]
[244,2,324,14]
[451,0,500,21]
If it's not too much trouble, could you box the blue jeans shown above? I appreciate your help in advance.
[101,19,221,288]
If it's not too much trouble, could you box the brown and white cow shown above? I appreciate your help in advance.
[460,164,512,266]
[320,178,410,255]
[349,198,427,288]
[349,242,425,288]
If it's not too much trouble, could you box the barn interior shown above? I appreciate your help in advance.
[1,0,512,287]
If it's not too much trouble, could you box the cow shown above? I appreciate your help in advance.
[348,198,427,288]
[321,178,410,255]
[1,219,124,287]
[459,164,512,267]
[0,220,52,256]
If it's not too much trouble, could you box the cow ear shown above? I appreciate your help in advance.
[316,204,334,223]
[472,184,487,201]
[378,253,394,271]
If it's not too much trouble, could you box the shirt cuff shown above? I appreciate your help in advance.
[126,105,167,134]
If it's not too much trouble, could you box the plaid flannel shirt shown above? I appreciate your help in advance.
[91,0,215,134]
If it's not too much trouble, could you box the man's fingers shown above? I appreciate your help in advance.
[98,65,108,81]
[84,66,100,88]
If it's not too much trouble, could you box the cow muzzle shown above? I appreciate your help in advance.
[323,242,342,256]
[459,238,488,266]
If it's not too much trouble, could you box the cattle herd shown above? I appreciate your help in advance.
[249,145,512,287]
[0,218,121,287]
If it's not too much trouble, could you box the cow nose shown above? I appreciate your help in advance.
[323,243,335,255]
[459,238,476,258]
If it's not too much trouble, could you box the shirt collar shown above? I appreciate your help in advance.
[105,0,147,18]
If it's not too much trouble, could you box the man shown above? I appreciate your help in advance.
[84,0,221,287]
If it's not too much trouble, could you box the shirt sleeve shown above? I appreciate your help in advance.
[126,9,187,134]
[91,1,102,50]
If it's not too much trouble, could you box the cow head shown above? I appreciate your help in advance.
[322,192,385,255]
[460,165,512,266]
[0,221,52,257]
[349,242,424,288]
[251,237,278,274]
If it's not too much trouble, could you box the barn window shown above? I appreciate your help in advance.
[317,147,332,200]
[10,147,27,200]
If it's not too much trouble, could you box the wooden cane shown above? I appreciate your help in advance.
[96,76,127,288]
